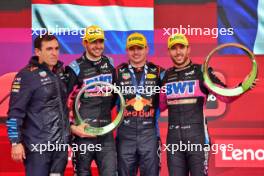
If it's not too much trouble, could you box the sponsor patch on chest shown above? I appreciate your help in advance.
[83,74,112,87]
[165,80,204,99]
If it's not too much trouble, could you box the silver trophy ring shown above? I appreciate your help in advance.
[74,81,125,136]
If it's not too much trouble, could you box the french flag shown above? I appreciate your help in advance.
[218,0,264,54]
[32,0,154,55]
[155,0,264,56]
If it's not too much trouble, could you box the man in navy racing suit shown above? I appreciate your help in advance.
[6,34,70,176]
[116,32,165,176]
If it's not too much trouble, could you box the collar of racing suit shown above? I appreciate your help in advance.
[82,52,102,66]
[173,60,193,72]
[29,56,64,73]
[132,65,144,73]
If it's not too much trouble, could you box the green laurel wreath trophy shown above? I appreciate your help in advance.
[203,43,258,96]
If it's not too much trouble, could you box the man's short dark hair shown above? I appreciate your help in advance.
[34,34,58,49]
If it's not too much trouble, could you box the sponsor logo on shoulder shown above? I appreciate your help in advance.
[119,68,126,73]
[146,73,156,79]
[185,70,195,76]
[150,67,157,72]
[101,63,108,69]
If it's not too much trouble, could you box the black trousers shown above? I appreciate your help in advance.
[24,150,68,176]
[117,123,159,176]
[72,133,117,176]
[167,124,209,176]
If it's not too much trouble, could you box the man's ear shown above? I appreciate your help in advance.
[126,47,130,53]
[82,40,88,47]
[167,48,171,56]
[145,46,149,55]
[34,48,41,57]
[187,46,191,55]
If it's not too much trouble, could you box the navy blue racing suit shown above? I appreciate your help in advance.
[159,62,237,176]
[6,56,70,176]
[65,53,117,176]
[115,62,165,176]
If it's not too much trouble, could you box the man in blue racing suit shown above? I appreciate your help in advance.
[116,32,165,176]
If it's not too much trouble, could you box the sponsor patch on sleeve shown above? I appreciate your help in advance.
[11,77,21,92]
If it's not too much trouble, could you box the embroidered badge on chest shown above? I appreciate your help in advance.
[122,73,131,80]
[39,71,47,77]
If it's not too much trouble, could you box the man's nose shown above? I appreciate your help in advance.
[95,41,102,48]
[176,48,181,54]
[134,48,140,54]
